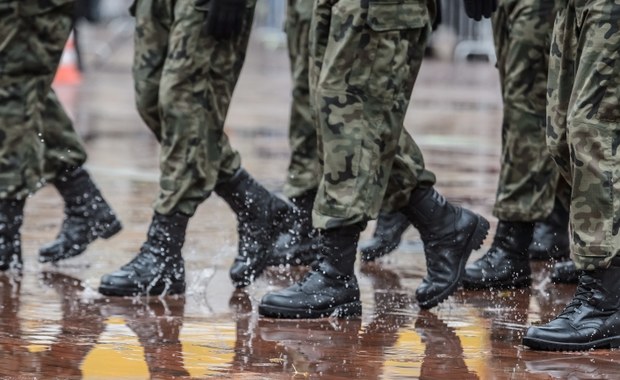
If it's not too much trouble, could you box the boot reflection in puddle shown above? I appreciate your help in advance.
[415,310,479,380]
[359,263,417,378]
[228,289,290,376]
[454,287,531,377]
[104,295,189,379]
[361,262,414,336]
[0,274,35,377]
[38,271,107,379]
[455,287,530,339]
[258,318,362,377]
[525,356,620,378]
[255,264,418,379]
[229,288,253,315]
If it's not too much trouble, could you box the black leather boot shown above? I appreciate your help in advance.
[462,221,534,290]
[268,188,319,266]
[359,210,410,262]
[258,223,364,319]
[0,199,25,271]
[551,260,579,284]
[215,168,292,287]
[98,212,188,296]
[402,187,489,309]
[523,259,620,351]
[529,199,570,260]
[39,167,122,263]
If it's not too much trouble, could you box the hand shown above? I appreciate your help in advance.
[463,0,497,21]
[200,0,248,40]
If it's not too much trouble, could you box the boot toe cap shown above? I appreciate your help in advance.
[39,242,77,263]
[100,270,138,288]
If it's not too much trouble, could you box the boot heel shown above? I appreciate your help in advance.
[100,220,123,239]
[334,301,362,318]
[468,215,490,252]
[157,281,186,296]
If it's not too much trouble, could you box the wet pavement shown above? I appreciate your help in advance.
[3,25,620,379]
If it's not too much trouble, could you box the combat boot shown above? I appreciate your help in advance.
[359,210,410,262]
[551,260,579,284]
[258,223,364,319]
[98,212,188,296]
[39,167,122,263]
[0,199,25,271]
[529,199,570,260]
[215,168,292,287]
[402,187,489,309]
[462,221,534,289]
[523,259,620,351]
[268,188,319,266]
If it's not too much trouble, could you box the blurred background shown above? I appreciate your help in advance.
[8,2,620,380]
[5,1,562,379]
[74,0,496,69]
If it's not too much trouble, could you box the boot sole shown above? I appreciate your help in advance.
[38,219,123,264]
[99,219,123,239]
[231,262,269,288]
[360,221,411,262]
[523,335,620,351]
[0,252,22,271]
[360,239,402,262]
[418,215,490,310]
[258,300,362,319]
[98,281,185,297]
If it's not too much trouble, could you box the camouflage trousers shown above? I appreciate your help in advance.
[310,0,436,229]
[548,0,620,269]
[0,1,87,200]
[132,0,256,216]
[492,0,569,221]
[283,0,320,199]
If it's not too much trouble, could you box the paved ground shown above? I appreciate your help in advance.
[2,20,619,380]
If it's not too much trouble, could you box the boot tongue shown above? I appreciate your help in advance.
[310,257,346,279]
[559,275,598,317]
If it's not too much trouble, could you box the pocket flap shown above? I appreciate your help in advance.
[367,0,429,31]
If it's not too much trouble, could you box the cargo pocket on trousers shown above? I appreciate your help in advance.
[366,0,428,31]
[365,0,429,102]
[596,51,620,122]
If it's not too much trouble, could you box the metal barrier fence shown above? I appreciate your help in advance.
[86,1,496,62]
[252,0,496,61]
[253,0,288,49]
[439,0,495,62]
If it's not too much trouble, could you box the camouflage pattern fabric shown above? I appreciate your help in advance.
[132,0,256,216]
[309,0,436,229]
[0,1,87,200]
[491,0,567,221]
[283,0,320,199]
[41,91,88,182]
[547,0,620,270]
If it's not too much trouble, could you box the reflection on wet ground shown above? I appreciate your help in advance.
[3,29,620,379]
[5,261,620,379]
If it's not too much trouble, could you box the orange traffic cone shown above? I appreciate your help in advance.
[53,32,82,86]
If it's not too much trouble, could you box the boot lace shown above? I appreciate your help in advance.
[121,247,158,273]
[299,258,324,286]
[471,245,504,271]
[558,274,596,317]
